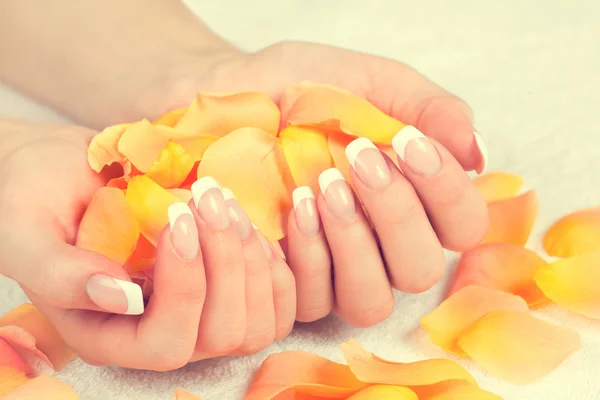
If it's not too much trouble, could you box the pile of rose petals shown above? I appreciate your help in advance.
[420,171,600,384]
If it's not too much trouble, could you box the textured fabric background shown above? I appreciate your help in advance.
[1,1,599,398]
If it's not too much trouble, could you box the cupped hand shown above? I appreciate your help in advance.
[155,41,489,326]
[0,121,295,370]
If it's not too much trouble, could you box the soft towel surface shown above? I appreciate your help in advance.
[1,1,599,399]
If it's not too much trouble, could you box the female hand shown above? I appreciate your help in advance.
[0,120,295,369]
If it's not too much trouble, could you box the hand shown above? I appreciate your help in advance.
[148,41,489,326]
[0,121,295,370]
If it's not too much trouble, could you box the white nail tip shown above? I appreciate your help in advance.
[167,203,192,231]
[474,131,488,174]
[191,177,221,207]
[318,168,345,194]
[292,186,316,208]
[345,137,377,168]
[222,188,235,200]
[391,125,426,161]
[113,279,144,315]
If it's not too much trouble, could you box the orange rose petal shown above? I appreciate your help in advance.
[346,385,418,399]
[473,172,525,203]
[0,327,51,373]
[282,82,405,144]
[449,244,548,307]
[123,234,157,274]
[167,188,193,203]
[106,177,128,190]
[153,107,187,127]
[87,123,130,173]
[543,206,600,257]
[176,92,280,136]
[534,250,600,319]
[244,350,367,400]
[279,126,333,194]
[76,187,140,265]
[172,134,219,162]
[0,367,30,397]
[412,381,502,400]
[339,339,475,386]
[0,304,76,371]
[118,120,170,172]
[197,128,295,241]
[2,375,79,400]
[174,389,203,400]
[145,141,195,188]
[482,190,539,246]
[327,130,355,182]
[125,176,180,246]
[420,286,529,355]
[457,310,581,384]
[0,337,32,375]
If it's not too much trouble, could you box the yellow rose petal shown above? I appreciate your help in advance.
[473,172,524,203]
[543,206,600,257]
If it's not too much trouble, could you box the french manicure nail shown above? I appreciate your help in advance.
[318,168,356,221]
[222,188,253,240]
[292,186,320,237]
[473,131,488,174]
[392,126,442,177]
[168,203,199,260]
[191,177,231,231]
[253,225,274,262]
[86,274,144,315]
[345,137,391,190]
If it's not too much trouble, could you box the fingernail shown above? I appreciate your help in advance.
[168,203,199,260]
[86,274,144,315]
[392,126,442,177]
[345,137,391,190]
[318,168,356,221]
[474,131,488,174]
[222,188,253,240]
[253,224,274,262]
[191,177,231,231]
[292,186,320,237]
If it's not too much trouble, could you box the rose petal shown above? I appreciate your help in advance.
[279,126,333,195]
[76,187,140,265]
[420,286,529,355]
[118,120,170,173]
[327,130,355,182]
[534,250,600,319]
[449,244,548,307]
[106,177,128,190]
[0,337,32,375]
[346,385,418,399]
[167,188,193,203]
[457,310,581,383]
[339,339,475,386]
[0,327,51,373]
[175,92,280,136]
[0,367,29,397]
[145,141,195,188]
[482,190,539,246]
[125,176,180,246]
[170,134,219,162]
[543,206,600,257]
[2,375,79,400]
[473,172,525,203]
[0,304,76,371]
[153,107,187,127]
[244,350,367,400]
[412,381,502,400]
[123,235,157,274]
[87,123,131,173]
[282,82,405,144]
[174,389,203,400]
[197,128,295,241]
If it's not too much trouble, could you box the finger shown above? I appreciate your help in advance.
[222,189,276,356]
[317,168,394,328]
[1,226,142,314]
[391,127,489,251]
[367,60,488,173]
[190,177,246,359]
[345,138,446,293]
[31,202,207,371]
[286,186,333,322]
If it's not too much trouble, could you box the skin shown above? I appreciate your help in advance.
[0,0,488,369]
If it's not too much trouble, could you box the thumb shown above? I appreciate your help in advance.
[1,230,144,315]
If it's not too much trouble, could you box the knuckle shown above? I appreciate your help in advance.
[145,339,193,372]
[238,329,276,355]
[386,200,424,231]
[342,296,395,328]
[434,181,470,208]
[296,303,332,323]
[201,328,246,356]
